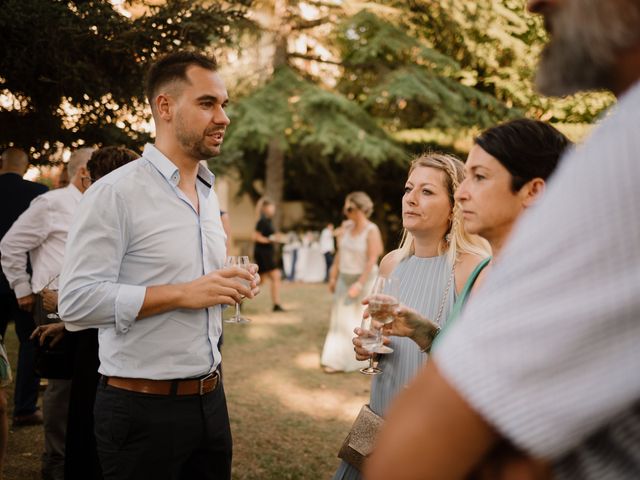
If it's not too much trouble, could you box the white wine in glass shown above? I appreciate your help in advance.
[359,314,382,375]
[367,276,399,355]
[224,256,252,324]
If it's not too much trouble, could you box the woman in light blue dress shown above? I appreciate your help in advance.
[333,153,490,479]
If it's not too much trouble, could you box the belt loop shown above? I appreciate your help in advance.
[169,380,178,396]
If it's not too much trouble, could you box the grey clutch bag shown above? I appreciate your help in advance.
[337,404,384,471]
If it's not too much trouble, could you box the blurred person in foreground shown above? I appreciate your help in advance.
[33,146,140,480]
[59,51,259,480]
[366,1,640,479]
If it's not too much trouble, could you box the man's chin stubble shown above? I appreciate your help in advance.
[535,44,613,96]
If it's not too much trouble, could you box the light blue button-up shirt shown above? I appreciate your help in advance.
[59,144,227,380]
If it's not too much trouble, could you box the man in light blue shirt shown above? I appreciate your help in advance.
[59,51,258,480]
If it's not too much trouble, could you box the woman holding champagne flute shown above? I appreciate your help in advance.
[333,153,489,480]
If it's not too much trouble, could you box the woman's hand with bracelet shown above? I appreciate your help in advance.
[382,305,440,352]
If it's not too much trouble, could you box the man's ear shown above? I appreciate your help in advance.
[521,178,546,208]
[77,165,89,179]
[155,93,173,121]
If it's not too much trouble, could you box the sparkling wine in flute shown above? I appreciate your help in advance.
[368,295,399,325]
[359,316,381,352]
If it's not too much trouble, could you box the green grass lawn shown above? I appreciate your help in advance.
[3,282,371,480]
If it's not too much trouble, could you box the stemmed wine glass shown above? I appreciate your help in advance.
[224,255,252,324]
[359,276,399,375]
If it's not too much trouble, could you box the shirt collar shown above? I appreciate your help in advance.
[66,183,83,201]
[143,144,215,193]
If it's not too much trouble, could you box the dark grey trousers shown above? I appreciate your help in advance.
[42,378,71,480]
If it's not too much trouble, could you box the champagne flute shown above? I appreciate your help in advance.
[224,256,252,324]
[359,314,382,375]
[367,276,399,354]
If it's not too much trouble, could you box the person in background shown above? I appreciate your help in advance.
[319,223,335,283]
[253,197,285,312]
[366,0,640,479]
[1,147,94,480]
[320,192,383,373]
[0,337,11,480]
[31,146,139,480]
[0,147,48,428]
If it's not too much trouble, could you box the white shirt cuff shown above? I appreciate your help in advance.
[115,285,146,334]
[14,282,33,299]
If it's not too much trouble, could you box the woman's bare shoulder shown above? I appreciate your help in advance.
[379,249,404,276]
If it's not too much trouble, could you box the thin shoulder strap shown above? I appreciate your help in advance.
[445,257,491,326]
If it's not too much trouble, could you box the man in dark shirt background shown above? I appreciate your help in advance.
[0,147,48,426]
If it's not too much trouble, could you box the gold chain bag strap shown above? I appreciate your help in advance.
[337,264,455,471]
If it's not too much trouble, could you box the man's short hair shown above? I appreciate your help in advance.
[145,51,218,108]
[67,148,94,179]
[88,146,139,181]
[1,147,28,173]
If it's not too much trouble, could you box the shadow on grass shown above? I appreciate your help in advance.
[224,282,371,480]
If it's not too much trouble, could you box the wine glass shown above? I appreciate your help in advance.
[224,255,252,324]
[367,276,399,354]
[358,276,399,375]
[358,314,383,375]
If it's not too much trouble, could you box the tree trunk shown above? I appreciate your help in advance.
[265,136,285,229]
[263,0,289,230]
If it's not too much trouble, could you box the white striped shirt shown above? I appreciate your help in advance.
[435,79,640,478]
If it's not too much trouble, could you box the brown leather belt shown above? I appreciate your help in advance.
[105,371,219,396]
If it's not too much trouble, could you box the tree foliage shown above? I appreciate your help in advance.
[0,0,250,160]
[219,0,612,242]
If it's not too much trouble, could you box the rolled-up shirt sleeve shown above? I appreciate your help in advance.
[59,183,145,332]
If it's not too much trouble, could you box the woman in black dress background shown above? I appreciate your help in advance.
[253,197,284,312]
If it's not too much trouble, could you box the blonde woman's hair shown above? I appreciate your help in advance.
[345,191,374,218]
[397,152,490,264]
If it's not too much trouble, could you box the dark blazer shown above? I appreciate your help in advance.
[0,172,48,294]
